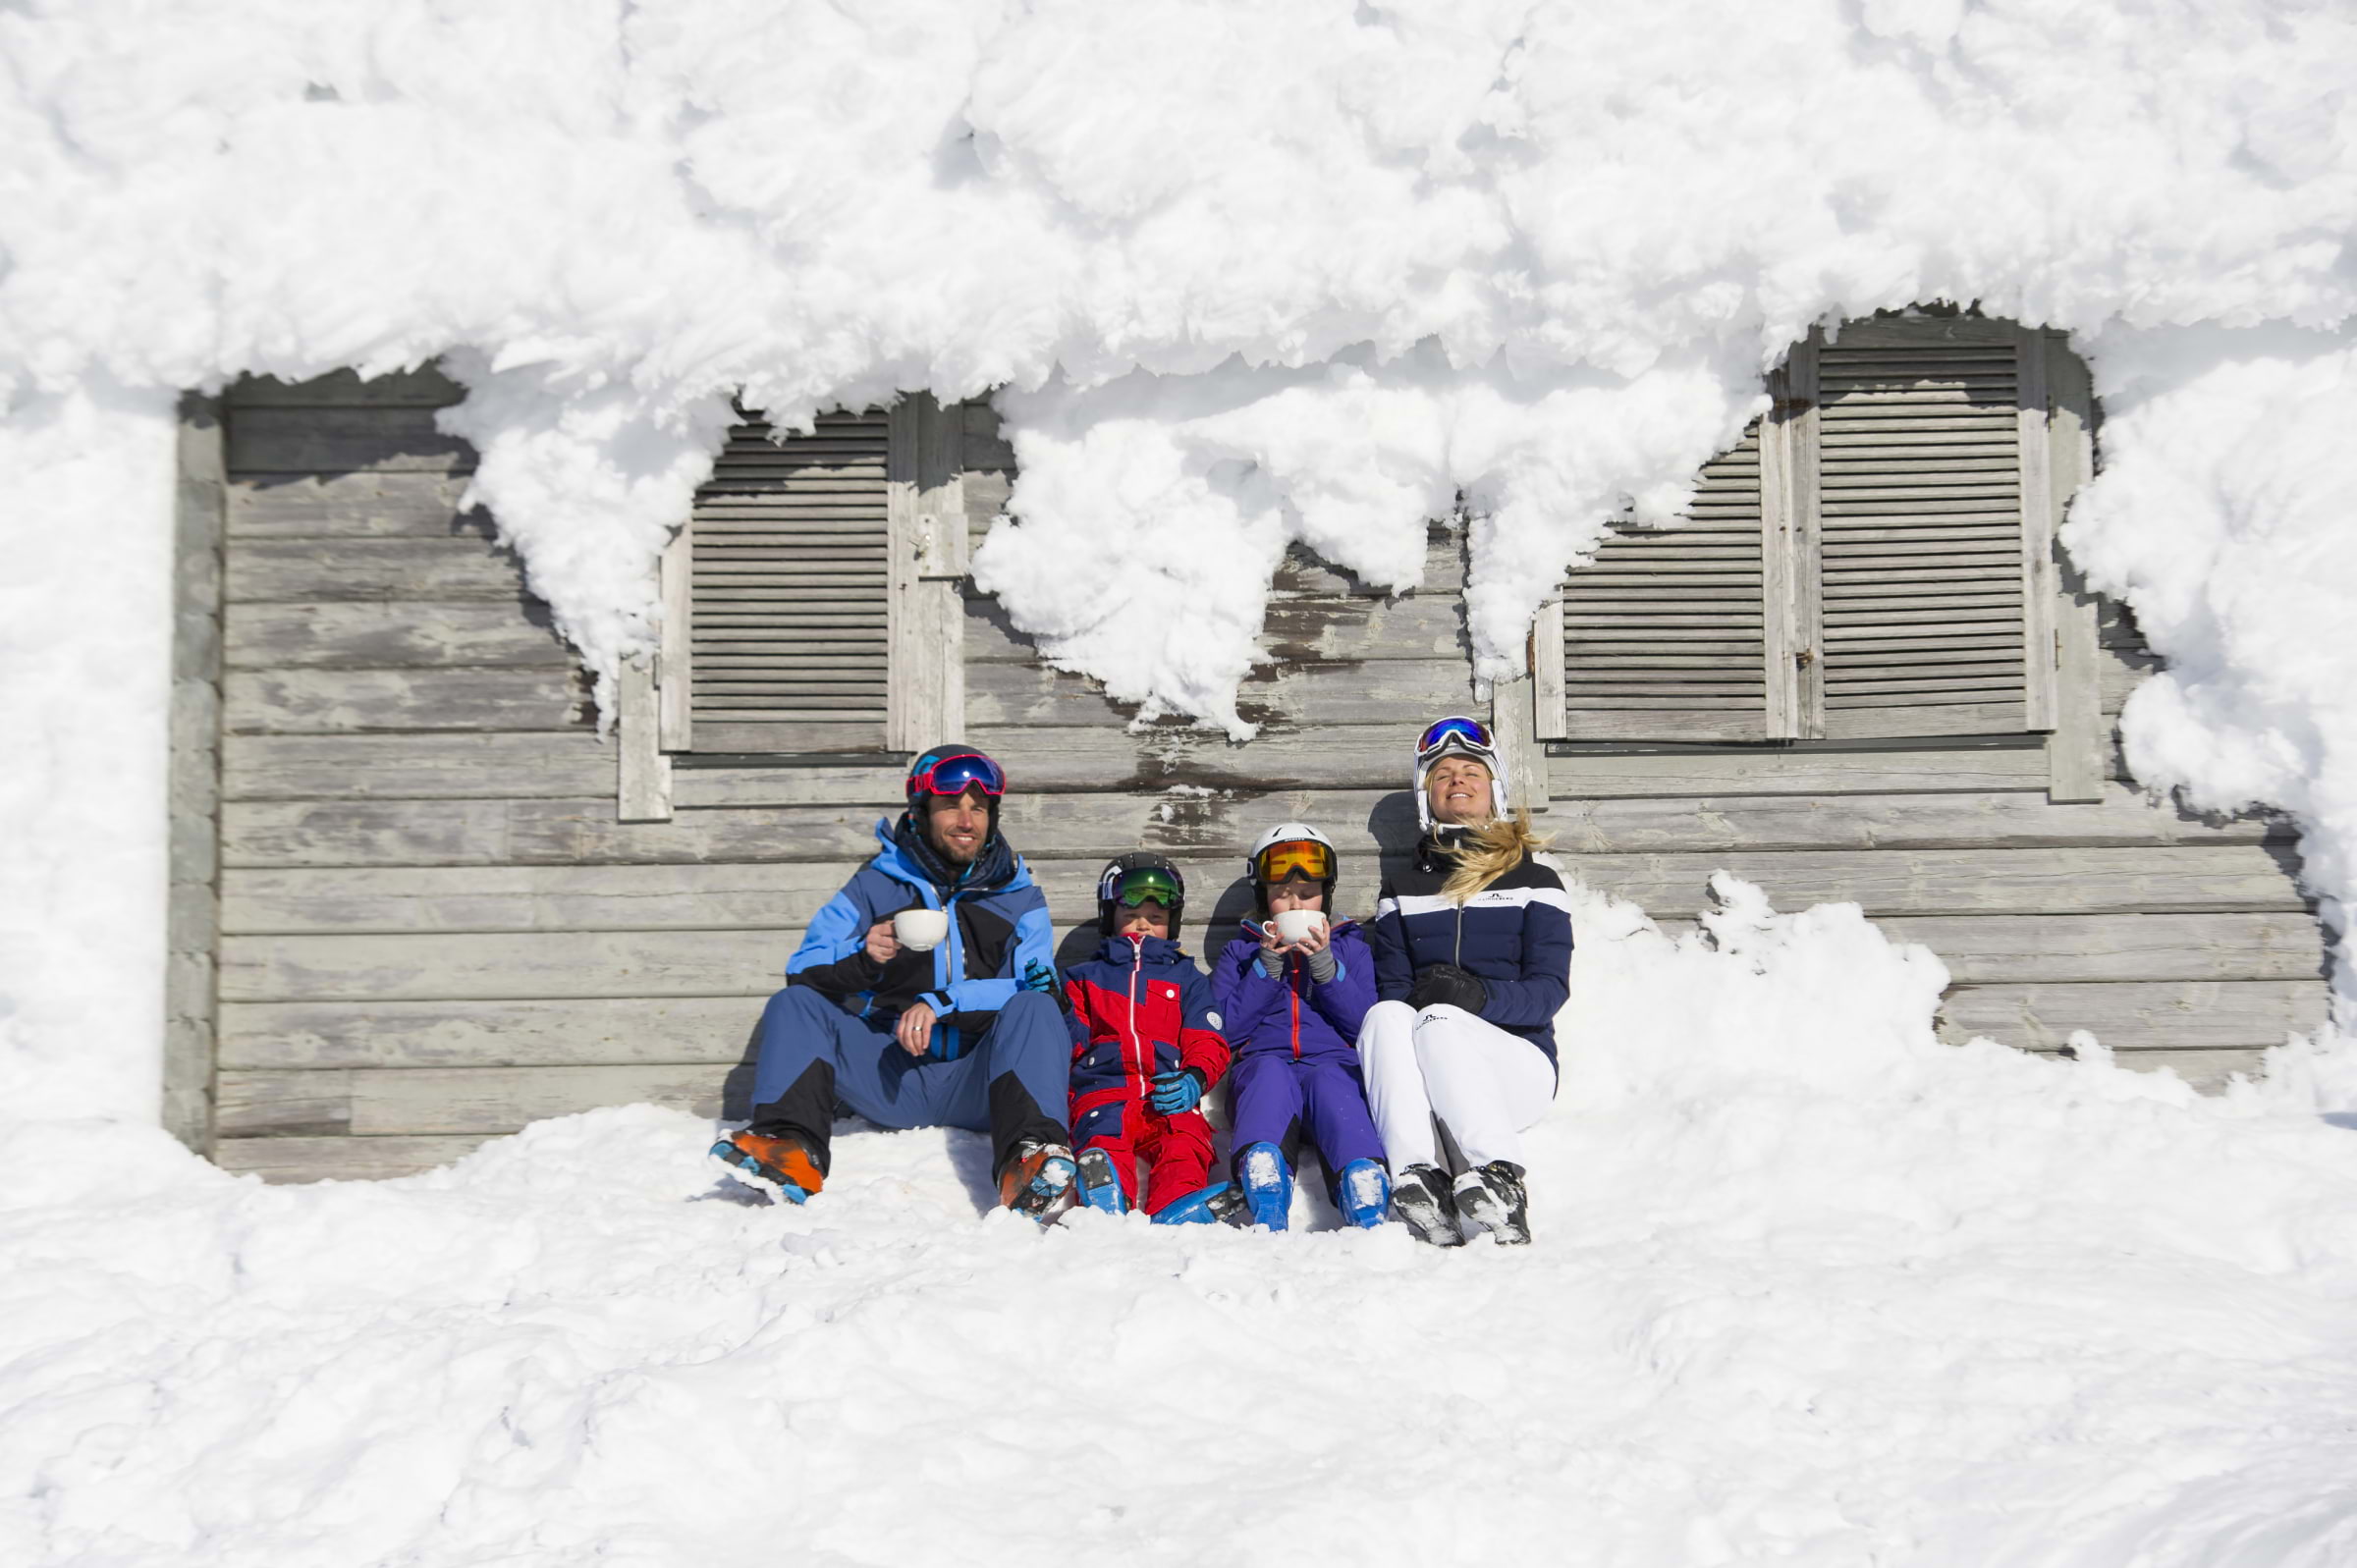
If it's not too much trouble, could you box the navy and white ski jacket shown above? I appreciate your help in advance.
[1371,833,1574,1069]
[785,815,1054,1060]
[1212,920,1378,1066]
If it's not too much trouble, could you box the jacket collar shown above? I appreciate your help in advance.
[871,816,1029,899]
[1098,933,1185,967]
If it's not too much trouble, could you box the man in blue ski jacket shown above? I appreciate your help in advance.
[711,746,1079,1222]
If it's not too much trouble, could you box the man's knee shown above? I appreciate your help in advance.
[989,989,1063,1048]
[760,984,844,1041]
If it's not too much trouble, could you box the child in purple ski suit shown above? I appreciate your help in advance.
[1210,822,1391,1229]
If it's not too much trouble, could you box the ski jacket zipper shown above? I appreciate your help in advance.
[1124,937,1145,1085]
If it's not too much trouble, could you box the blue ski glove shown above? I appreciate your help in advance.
[1149,1068,1206,1114]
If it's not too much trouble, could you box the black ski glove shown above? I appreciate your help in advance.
[1407,962,1488,1014]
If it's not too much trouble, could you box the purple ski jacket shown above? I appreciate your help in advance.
[1211,920,1378,1065]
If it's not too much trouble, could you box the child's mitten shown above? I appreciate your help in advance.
[1149,1068,1206,1114]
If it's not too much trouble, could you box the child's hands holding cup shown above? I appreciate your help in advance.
[1272,908,1330,954]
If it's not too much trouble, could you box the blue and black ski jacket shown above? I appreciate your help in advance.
[786,814,1054,1060]
[1371,832,1574,1070]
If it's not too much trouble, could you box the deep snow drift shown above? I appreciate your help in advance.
[8,883,2357,1567]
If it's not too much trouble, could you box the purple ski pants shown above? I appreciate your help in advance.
[1225,1052,1385,1179]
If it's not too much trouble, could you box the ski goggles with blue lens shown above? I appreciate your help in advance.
[1111,867,1183,908]
[906,750,1006,802]
[1415,715,1494,761]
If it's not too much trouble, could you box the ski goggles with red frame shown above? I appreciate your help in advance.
[1415,715,1495,761]
[1252,839,1335,885]
[906,751,1006,802]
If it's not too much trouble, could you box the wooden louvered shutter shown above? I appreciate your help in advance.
[673,410,893,753]
[1548,426,1776,741]
[1536,313,2062,746]
[1804,317,2056,739]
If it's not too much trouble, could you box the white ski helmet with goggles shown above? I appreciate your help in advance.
[1246,822,1339,910]
[1412,715,1508,831]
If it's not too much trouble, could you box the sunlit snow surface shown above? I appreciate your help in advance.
[7,884,2357,1566]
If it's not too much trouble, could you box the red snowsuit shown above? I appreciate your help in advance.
[1062,934,1232,1215]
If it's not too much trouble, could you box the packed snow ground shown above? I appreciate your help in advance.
[7,884,2357,1567]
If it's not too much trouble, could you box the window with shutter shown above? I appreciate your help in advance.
[673,410,894,754]
[1555,428,1773,741]
[1538,314,2068,746]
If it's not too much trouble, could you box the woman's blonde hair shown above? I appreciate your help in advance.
[1439,809,1550,903]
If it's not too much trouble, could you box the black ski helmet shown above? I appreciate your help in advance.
[1097,852,1185,933]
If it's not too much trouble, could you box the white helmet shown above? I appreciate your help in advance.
[1412,715,1508,831]
[1247,821,1340,907]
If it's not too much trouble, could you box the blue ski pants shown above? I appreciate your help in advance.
[748,986,1071,1176]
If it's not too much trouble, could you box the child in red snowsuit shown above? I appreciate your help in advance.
[1062,855,1236,1222]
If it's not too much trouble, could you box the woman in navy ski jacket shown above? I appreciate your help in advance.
[1364,716,1572,1247]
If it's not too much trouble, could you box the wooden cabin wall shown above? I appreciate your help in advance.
[203,368,2327,1182]
[1540,603,2326,1086]
[208,369,1474,1180]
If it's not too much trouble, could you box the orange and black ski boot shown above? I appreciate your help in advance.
[710,1129,824,1204]
[998,1141,1079,1225]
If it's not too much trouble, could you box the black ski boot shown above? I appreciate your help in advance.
[1391,1163,1464,1247]
[1453,1162,1530,1246]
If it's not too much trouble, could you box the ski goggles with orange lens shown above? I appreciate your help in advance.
[1252,839,1335,885]
[1416,715,1494,760]
[1112,867,1183,908]
[906,751,1005,801]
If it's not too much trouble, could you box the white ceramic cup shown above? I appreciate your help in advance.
[1273,909,1329,946]
[893,908,950,951]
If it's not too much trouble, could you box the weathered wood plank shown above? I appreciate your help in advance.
[1562,845,2310,916]
[229,367,464,408]
[966,658,1474,729]
[1272,532,1462,597]
[228,406,474,475]
[341,1064,730,1136]
[1876,913,2324,983]
[225,669,591,733]
[224,732,616,800]
[2102,644,2159,716]
[217,1068,353,1137]
[1551,786,2279,854]
[221,929,792,1002]
[222,791,1419,870]
[229,473,487,539]
[973,726,1417,791]
[1939,980,2328,1052]
[212,1134,488,1183]
[2028,1047,2267,1093]
[226,602,571,669]
[1547,747,2048,797]
[965,591,1469,665]
[222,996,762,1070]
[216,912,2323,1009]
[223,865,828,935]
[227,537,528,603]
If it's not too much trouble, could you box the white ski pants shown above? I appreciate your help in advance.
[1358,1000,1555,1172]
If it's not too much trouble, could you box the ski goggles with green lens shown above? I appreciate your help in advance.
[1112,867,1183,907]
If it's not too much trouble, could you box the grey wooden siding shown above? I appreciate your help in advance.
[203,363,2327,1182]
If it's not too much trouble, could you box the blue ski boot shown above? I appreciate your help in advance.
[1336,1158,1392,1229]
[1076,1147,1127,1216]
[1234,1141,1293,1230]
[1150,1182,1245,1225]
